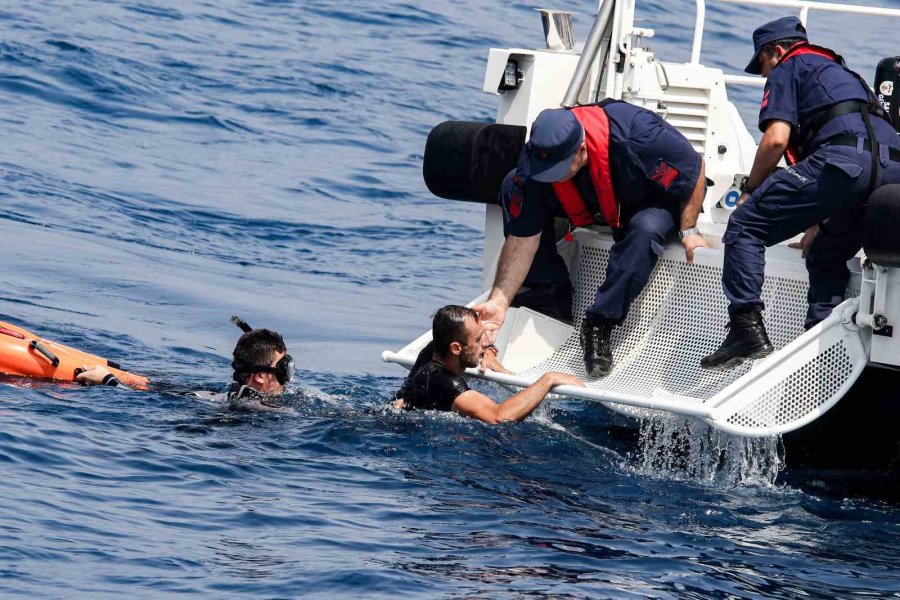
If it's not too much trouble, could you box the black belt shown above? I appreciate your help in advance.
[826,135,900,162]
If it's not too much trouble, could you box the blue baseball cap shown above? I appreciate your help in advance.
[527,108,584,183]
[744,16,807,75]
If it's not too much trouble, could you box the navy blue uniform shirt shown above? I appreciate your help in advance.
[760,53,900,156]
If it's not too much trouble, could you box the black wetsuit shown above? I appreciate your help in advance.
[396,342,470,412]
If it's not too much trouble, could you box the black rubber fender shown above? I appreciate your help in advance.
[423,121,526,204]
[864,183,900,267]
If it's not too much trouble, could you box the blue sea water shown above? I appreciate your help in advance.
[1,0,899,597]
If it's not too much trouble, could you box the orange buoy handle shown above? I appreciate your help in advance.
[29,341,60,367]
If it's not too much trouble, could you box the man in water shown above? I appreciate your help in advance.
[703,17,900,369]
[393,305,583,423]
[77,319,294,412]
[475,102,709,379]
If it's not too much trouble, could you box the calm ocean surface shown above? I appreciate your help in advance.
[1,0,899,597]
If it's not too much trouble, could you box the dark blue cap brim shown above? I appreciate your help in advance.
[744,50,763,75]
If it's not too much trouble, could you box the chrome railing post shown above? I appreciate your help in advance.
[561,0,616,108]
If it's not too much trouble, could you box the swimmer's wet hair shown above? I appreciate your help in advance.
[432,305,477,355]
[231,328,286,382]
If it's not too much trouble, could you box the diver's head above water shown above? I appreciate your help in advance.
[231,328,294,396]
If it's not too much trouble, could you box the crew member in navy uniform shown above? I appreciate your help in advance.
[474,103,710,378]
[703,16,900,369]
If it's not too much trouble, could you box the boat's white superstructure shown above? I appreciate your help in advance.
[383,0,900,439]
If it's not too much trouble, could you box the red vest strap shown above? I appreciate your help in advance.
[551,106,620,229]
[776,41,839,67]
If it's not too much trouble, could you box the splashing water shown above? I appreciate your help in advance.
[632,414,786,486]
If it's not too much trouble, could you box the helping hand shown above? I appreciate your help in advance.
[472,298,508,344]
[788,225,819,259]
[681,233,710,264]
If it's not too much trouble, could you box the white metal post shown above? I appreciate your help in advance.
[691,0,706,65]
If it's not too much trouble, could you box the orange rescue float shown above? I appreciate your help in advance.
[0,320,149,388]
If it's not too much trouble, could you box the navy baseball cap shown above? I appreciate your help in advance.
[744,16,807,75]
[527,108,584,183]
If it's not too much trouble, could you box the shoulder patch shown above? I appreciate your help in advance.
[761,89,771,109]
[508,187,523,218]
[650,160,679,190]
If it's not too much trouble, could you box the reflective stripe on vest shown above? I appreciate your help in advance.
[551,106,620,229]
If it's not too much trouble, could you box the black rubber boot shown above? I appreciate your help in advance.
[701,310,774,370]
[580,316,614,378]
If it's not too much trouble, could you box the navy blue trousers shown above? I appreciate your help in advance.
[500,169,678,323]
[586,205,676,322]
[723,143,900,328]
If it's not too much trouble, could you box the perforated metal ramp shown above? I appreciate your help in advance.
[515,229,870,435]
[519,229,808,411]
[383,228,871,437]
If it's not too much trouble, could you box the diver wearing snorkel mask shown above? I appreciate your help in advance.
[226,317,295,411]
[76,316,295,412]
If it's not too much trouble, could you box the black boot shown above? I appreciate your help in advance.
[580,316,614,378]
[701,310,774,370]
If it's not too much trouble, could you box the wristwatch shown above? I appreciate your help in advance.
[678,227,700,239]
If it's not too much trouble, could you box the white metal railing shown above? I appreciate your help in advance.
[691,0,900,85]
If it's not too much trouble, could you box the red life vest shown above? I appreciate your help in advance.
[550,106,620,229]
[771,42,841,164]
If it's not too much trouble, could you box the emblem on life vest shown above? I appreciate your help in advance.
[881,81,894,96]
[650,160,679,190]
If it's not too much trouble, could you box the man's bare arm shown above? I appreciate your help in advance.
[451,372,583,424]
[746,120,791,192]
[489,234,541,307]
[679,159,707,231]
[472,233,540,340]
[679,159,711,263]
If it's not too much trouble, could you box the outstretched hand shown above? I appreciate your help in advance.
[681,233,710,264]
[472,298,508,344]
[546,372,585,388]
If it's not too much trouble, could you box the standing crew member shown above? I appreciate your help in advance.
[475,103,710,378]
[703,17,900,369]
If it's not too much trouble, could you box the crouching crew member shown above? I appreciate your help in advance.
[474,103,709,379]
[703,17,900,369]
[393,305,583,423]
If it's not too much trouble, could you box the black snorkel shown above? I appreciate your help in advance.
[231,315,253,333]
